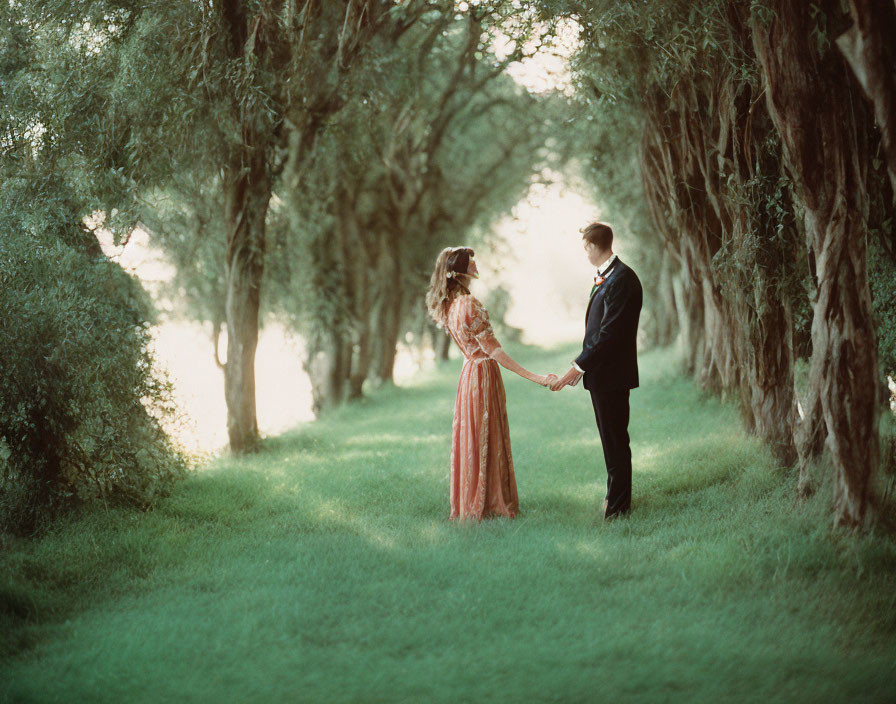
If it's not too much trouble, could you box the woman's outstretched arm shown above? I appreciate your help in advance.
[491,347,556,387]
[467,297,555,386]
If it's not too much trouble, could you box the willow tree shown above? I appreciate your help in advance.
[0,3,188,529]
[43,0,440,452]
[172,1,440,451]
[751,0,881,525]
[640,5,804,465]
[543,0,805,464]
[538,0,893,522]
[365,9,554,385]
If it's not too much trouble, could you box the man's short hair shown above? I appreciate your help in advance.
[582,222,613,251]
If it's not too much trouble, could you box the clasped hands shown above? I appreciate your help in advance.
[535,367,583,391]
[546,366,583,391]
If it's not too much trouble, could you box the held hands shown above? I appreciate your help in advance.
[538,373,559,388]
[550,366,583,391]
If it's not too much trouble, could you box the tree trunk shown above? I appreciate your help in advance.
[837,0,896,195]
[304,329,350,415]
[641,91,736,391]
[669,261,700,376]
[331,333,351,408]
[745,301,798,466]
[653,255,679,348]
[374,248,403,384]
[347,258,373,400]
[641,16,801,466]
[794,374,827,498]
[376,294,402,383]
[753,0,880,526]
[720,46,798,466]
[640,124,706,377]
[436,325,452,362]
[223,149,269,453]
[337,197,374,400]
[349,322,373,398]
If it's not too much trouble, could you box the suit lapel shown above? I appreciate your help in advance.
[585,258,623,322]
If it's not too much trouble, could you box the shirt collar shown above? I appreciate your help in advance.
[596,253,617,277]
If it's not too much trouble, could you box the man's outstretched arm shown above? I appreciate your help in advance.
[550,365,583,391]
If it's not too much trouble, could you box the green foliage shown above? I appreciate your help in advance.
[2,345,895,696]
[867,156,896,382]
[544,3,685,346]
[140,175,229,327]
[0,3,191,532]
[1,3,202,232]
[566,99,665,326]
[0,225,186,535]
[869,239,896,381]
[483,285,523,342]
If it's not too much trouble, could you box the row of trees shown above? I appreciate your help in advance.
[539,0,896,527]
[5,0,892,531]
[141,1,561,422]
[1,1,565,530]
[185,5,559,415]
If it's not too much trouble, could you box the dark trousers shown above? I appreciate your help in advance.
[589,388,632,517]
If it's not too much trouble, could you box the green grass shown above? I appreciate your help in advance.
[2,345,895,703]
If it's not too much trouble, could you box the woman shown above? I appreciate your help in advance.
[426,247,556,520]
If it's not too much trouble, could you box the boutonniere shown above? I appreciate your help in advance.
[593,275,606,287]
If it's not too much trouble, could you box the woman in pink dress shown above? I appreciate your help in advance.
[426,247,556,520]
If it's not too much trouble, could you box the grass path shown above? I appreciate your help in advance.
[2,345,895,703]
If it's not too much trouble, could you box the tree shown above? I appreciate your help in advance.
[37,0,442,451]
[538,0,895,522]
[0,4,187,531]
[752,0,881,525]
[200,1,433,450]
[545,0,804,463]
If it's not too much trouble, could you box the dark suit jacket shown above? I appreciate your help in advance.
[575,258,643,392]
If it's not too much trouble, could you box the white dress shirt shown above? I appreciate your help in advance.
[595,253,617,280]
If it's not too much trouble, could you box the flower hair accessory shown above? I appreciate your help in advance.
[447,270,458,279]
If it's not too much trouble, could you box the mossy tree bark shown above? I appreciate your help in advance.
[752,0,879,525]
[640,6,799,465]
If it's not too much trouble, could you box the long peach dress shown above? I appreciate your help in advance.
[445,293,519,520]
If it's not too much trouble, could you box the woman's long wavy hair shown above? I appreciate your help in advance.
[426,247,474,328]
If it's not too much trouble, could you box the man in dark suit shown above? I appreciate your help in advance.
[551,222,643,520]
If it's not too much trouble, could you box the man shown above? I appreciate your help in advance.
[551,222,643,520]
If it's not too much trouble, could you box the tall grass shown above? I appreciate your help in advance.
[2,345,895,703]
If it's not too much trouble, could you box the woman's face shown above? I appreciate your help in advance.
[466,258,479,279]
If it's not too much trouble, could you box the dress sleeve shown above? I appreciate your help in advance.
[466,297,502,357]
